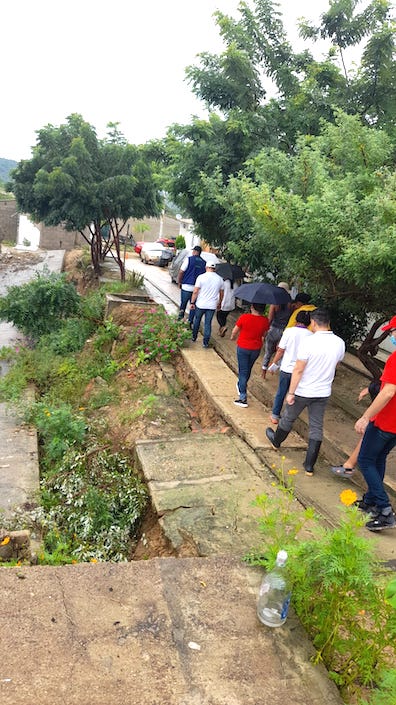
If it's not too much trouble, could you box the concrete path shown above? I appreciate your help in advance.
[0,250,391,704]
[0,250,65,517]
[0,557,342,705]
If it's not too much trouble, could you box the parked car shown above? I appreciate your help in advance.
[119,233,136,246]
[169,248,220,283]
[140,242,174,267]
[156,238,176,253]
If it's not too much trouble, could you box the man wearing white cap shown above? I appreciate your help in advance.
[190,263,224,348]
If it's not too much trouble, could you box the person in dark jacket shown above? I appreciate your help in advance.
[177,246,206,325]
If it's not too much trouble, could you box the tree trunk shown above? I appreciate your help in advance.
[356,317,388,380]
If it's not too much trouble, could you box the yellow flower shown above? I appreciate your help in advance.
[78,407,85,411]
[90,558,98,563]
[340,489,358,507]
[0,536,10,546]
[288,468,299,475]
[281,455,286,461]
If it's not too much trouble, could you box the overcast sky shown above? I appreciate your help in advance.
[2,0,350,161]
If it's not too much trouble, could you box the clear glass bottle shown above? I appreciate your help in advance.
[257,550,291,627]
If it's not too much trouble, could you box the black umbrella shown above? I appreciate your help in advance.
[233,282,291,305]
[215,263,245,281]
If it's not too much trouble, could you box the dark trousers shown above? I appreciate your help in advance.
[279,394,328,441]
[236,346,261,401]
[358,421,396,509]
[216,310,231,328]
[179,289,195,324]
[192,307,216,346]
[272,370,291,419]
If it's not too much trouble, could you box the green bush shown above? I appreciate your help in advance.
[24,400,86,465]
[175,235,186,250]
[127,307,191,364]
[0,270,80,339]
[38,449,148,562]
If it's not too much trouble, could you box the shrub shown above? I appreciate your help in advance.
[38,449,148,562]
[0,269,80,339]
[127,307,191,364]
[175,235,186,250]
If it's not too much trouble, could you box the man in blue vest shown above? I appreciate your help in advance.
[177,246,206,326]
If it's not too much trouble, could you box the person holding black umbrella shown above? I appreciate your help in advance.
[216,277,236,336]
[261,282,292,379]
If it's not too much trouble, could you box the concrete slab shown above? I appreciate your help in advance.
[0,557,343,705]
[136,434,274,555]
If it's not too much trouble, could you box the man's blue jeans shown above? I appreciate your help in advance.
[271,371,291,420]
[236,346,260,401]
[192,307,215,346]
[179,289,195,324]
[358,421,396,509]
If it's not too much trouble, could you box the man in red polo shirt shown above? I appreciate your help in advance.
[355,315,396,531]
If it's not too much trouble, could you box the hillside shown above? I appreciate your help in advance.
[0,157,17,184]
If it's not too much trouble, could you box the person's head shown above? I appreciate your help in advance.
[251,303,267,315]
[293,292,311,307]
[206,262,216,272]
[277,281,290,293]
[192,245,202,256]
[295,310,311,327]
[310,308,330,331]
[381,315,396,347]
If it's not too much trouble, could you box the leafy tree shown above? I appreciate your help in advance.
[8,115,162,280]
[235,112,396,375]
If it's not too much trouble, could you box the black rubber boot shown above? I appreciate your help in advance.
[303,439,322,476]
[265,426,289,450]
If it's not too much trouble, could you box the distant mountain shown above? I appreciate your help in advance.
[0,158,18,184]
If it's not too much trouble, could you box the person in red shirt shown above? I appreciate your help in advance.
[354,315,396,531]
[230,303,269,408]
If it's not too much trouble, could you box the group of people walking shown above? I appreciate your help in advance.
[177,254,396,534]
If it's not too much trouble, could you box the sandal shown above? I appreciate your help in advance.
[269,416,279,425]
[219,327,228,337]
[330,465,355,477]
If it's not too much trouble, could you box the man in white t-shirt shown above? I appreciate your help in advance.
[268,309,312,423]
[266,309,345,475]
[190,263,224,348]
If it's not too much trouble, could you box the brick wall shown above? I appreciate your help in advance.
[38,223,87,250]
[0,200,18,243]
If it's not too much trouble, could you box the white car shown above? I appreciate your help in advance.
[140,242,174,267]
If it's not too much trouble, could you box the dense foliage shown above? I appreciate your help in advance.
[164,0,396,372]
[8,116,162,280]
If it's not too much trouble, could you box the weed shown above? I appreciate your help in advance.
[247,468,396,702]
[127,307,191,365]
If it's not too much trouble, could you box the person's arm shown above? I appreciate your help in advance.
[190,284,200,308]
[177,257,189,287]
[217,286,224,309]
[272,346,285,366]
[230,324,240,341]
[355,383,396,434]
[286,359,307,405]
[358,387,369,402]
[268,305,276,325]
